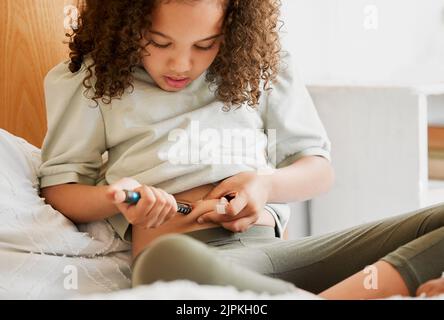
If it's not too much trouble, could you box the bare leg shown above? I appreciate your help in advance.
[319,261,410,300]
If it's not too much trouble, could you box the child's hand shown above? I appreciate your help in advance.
[106,177,178,229]
[416,277,444,297]
[198,172,272,232]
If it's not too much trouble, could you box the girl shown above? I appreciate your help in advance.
[38,0,444,299]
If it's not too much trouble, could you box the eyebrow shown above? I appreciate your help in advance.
[149,30,223,42]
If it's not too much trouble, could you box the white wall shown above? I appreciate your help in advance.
[280,0,444,85]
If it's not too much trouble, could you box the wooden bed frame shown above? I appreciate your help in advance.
[0,0,75,148]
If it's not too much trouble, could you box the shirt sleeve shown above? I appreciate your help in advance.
[38,61,107,188]
[262,51,331,169]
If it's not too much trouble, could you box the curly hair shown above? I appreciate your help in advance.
[68,0,283,109]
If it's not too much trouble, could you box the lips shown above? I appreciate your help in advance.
[164,76,191,89]
[166,76,188,80]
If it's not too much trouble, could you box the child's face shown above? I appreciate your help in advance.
[140,1,225,92]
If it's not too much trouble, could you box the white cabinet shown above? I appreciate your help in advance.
[421,85,444,207]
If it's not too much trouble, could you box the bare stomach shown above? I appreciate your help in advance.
[132,182,275,256]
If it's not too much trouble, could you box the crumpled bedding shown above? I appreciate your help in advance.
[0,188,133,299]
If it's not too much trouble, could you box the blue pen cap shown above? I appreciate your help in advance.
[123,190,141,204]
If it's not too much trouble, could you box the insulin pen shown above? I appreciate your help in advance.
[122,189,192,215]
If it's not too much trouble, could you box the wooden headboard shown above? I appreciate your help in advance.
[0,0,76,148]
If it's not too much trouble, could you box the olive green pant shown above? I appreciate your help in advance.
[132,203,444,296]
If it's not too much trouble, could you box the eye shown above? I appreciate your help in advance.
[150,40,215,51]
[194,43,215,51]
[150,41,171,49]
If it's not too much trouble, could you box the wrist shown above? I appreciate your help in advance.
[103,185,121,214]
[257,172,274,203]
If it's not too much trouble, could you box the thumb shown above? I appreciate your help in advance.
[106,187,126,204]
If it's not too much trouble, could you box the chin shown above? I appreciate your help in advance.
[160,85,184,92]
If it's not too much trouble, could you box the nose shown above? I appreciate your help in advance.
[168,51,192,75]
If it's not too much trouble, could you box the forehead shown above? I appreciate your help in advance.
[151,1,225,41]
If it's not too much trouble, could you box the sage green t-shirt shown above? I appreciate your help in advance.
[38,51,331,241]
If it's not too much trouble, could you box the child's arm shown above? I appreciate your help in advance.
[40,183,119,224]
[266,155,334,203]
[41,178,178,229]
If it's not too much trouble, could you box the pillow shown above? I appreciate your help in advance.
[0,128,130,254]
[0,128,80,253]
[0,128,42,203]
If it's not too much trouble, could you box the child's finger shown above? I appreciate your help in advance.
[163,190,178,213]
[107,188,132,215]
[113,189,126,203]
[144,187,167,228]
[221,215,257,233]
[197,211,234,224]
[106,187,122,203]
[155,190,176,226]
[197,204,254,225]
[225,192,248,216]
[186,199,223,222]
[211,196,227,214]
[133,185,156,221]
